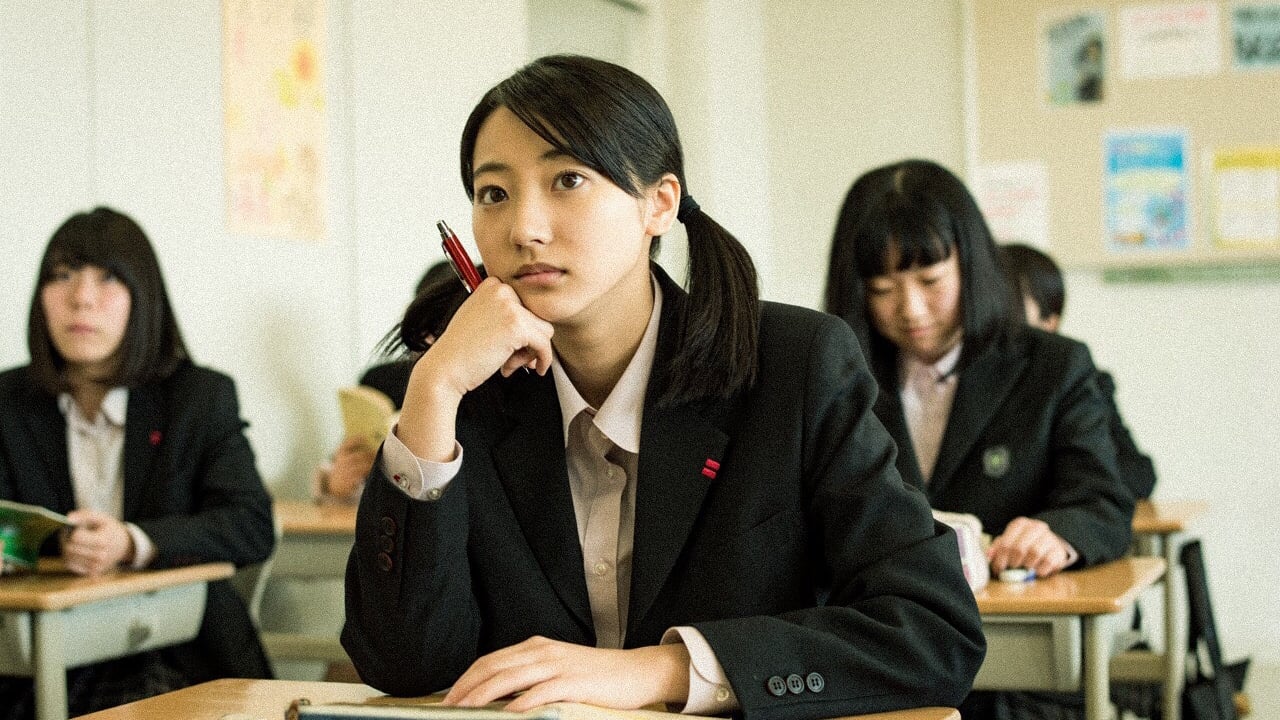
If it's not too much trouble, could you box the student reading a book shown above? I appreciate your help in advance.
[999,243,1157,500]
[823,159,1134,719]
[0,207,276,718]
[313,261,463,504]
[342,55,984,720]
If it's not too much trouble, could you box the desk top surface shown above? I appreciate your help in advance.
[76,679,960,720]
[0,561,233,611]
[1132,499,1208,535]
[277,498,358,535]
[975,556,1165,615]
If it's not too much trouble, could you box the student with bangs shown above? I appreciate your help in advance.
[0,207,276,718]
[825,159,1134,719]
[342,56,984,719]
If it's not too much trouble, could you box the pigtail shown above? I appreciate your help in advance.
[659,205,760,407]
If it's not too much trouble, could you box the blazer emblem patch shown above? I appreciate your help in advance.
[982,445,1010,478]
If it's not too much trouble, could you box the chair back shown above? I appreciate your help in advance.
[231,510,283,627]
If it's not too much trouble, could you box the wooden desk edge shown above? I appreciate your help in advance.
[76,679,958,720]
[0,561,234,611]
[1131,499,1208,535]
[976,557,1165,615]
[275,498,358,535]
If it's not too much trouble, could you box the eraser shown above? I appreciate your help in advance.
[999,568,1036,583]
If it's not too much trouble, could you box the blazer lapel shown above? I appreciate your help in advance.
[871,360,927,490]
[628,396,727,634]
[19,387,76,511]
[122,384,164,520]
[491,373,593,635]
[927,341,1026,497]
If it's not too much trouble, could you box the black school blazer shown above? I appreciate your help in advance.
[0,361,276,681]
[343,268,985,720]
[871,328,1135,568]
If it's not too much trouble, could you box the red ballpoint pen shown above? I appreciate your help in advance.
[437,220,484,293]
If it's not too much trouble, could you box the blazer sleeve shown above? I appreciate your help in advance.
[133,370,275,569]
[694,317,986,720]
[1031,345,1135,567]
[1097,370,1156,500]
[341,452,480,695]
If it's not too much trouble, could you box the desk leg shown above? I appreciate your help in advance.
[1163,534,1183,720]
[1084,615,1113,720]
[32,610,68,720]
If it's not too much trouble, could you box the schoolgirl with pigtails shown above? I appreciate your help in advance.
[342,55,983,720]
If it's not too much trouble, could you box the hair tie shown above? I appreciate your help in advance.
[677,195,700,224]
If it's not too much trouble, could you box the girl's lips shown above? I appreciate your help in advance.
[513,264,564,285]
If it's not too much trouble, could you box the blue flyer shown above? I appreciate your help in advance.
[1103,130,1191,252]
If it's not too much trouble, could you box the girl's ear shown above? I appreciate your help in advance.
[643,173,681,237]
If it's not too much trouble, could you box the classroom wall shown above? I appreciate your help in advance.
[1,0,1276,711]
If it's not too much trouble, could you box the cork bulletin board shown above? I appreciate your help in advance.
[966,1,1280,270]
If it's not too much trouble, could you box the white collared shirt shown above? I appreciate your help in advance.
[58,388,156,568]
[899,343,962,483]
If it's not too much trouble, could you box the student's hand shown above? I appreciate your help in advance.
[988,516,1073,578]
[327,437,376,498]
[398,279,554,463]
[423,278,555,396]
[442,636,690,712]
[62,509,134,577]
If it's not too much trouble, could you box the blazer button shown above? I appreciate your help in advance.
[806,672,825,693]
[765,676,787,697]
[377,552,393,572]
[379,535,394,554]
[380,516,397,535]
[786,674,805,694]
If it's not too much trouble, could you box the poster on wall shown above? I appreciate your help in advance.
[1233,4,1280,70]
[222,0,326,240]
[1042,10,1107,105]
[972,162,1051,248]
[1103,129,1191,252]
[1118,3,1221,79]
[1210,148,1280,248]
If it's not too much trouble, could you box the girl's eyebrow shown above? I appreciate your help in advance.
[473,150,575,178]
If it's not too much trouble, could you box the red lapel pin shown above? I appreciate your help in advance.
[148,430,163,446]
[701,458,720,479]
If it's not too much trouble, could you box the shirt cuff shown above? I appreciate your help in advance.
[125,522,155,569]
[661,627,738,715]
[381,425,462,501]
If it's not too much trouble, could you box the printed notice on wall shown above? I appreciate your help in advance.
[1042,10,1107,105]
[1233,4,1280,70]
[1104,130,1191,252]
[972,162,1051,248]
[1211,148,1280,247]
[223,0,326,240]
[1119,3,1222,79]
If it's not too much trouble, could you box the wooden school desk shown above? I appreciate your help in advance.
[0,561,233,720]
[76,678,961,720]
[263,500,357,664]
[973,556,1165,720]
[1111,499,1209,720]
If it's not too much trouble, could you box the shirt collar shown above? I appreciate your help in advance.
[57,386,129,427]
[900,342,963,386]
[552,275,662,454]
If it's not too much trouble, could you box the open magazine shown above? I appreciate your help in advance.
[0,499,72,570]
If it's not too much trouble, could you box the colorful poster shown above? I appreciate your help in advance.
[1103,130,1191,252]
[1211,148,1280,247]
[222,0,326,240]
[1233,4,1280,70]
[972,162,1051,248]
[1119,3,1222,79]
[1042,11,1107,105]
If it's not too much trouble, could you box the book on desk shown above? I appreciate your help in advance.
[0,498,72,571]
[338,385,399,452]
